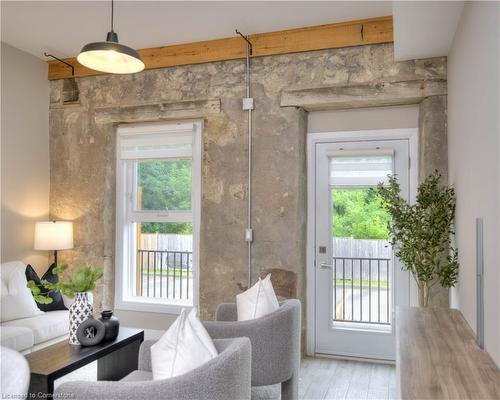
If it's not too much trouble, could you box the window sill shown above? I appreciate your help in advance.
[115,297,194,314]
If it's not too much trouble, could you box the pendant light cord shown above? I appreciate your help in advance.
[111,0,114,32]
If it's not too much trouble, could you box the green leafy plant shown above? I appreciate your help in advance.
[373,171,459,307]
[27,264,103,304]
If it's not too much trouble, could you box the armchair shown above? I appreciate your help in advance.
[55,337,252,400]
[203,299,301,400]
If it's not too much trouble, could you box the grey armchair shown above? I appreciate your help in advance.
[203,299,301,400]
[55,337,251,400]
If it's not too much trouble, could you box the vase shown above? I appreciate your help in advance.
[99,310,120,341]
[69,292,93,345]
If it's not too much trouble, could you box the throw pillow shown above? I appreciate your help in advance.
[1,261,44,322]
[236,273,279,321]
[151,308,218,380]
[25,264,68,312]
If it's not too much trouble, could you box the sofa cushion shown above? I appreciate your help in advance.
[1,261,43,322]
[0,326,34,352]
[2,310,69,344]
[25,264,67,312]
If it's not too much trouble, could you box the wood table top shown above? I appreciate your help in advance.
[396,307,499,400]
[25,327,144,378]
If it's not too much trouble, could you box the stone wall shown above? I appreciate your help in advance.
[49,44,447,320]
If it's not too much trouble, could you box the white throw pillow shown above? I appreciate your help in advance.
[151,308,218,380]
[1,261,43,322]
[236,274,279,321]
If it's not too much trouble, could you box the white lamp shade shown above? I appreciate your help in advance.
[34,221,74,251]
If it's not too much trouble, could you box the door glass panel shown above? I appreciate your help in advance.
[330,153,393,328]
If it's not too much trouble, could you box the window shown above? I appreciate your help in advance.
[115,121,201,313]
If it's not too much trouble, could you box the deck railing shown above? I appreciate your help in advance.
[137,249,193,301]
[332,256,391,325]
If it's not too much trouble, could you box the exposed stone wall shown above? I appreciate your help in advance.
[49,44,447,318]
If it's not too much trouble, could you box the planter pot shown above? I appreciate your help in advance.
[99,310,120,341]
[69,292,93,345]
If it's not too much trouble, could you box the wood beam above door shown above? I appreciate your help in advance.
[47,16,393,80]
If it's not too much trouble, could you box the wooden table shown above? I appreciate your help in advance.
[26,327,144,399]
[396,307,500,399]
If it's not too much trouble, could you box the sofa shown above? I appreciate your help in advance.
[0,261,69,353]
[55,337,252,400]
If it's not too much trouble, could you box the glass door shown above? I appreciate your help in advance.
[314,139,410,360]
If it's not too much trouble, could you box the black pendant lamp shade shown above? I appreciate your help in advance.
[77,1,144,74]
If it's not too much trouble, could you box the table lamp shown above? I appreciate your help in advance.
[34,221,74,265]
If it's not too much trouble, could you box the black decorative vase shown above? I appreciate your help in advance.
[99,310,120,341]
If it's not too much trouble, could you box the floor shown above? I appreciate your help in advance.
[299,357,397,400]
[55,356,397,400]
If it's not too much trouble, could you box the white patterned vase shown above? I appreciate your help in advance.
[69,292,93,345]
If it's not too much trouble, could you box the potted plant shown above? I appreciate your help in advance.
[374,171,459,307]
[28,264,103,344]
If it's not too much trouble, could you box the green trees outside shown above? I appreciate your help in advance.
[332,189,390,239]
[137,160,389,240]
[138,160,193,234]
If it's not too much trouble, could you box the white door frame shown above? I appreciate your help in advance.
[306,128,419,356]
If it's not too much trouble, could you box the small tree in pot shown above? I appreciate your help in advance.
[374,171,459,307]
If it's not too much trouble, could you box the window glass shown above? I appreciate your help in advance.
[135,160,192,212]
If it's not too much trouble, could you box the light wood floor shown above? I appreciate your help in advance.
[299,357,397,400]
[55,356,397,400]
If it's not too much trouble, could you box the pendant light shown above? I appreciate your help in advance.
[77,0,144,74]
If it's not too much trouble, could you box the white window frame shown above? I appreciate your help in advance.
[115,120,202,314]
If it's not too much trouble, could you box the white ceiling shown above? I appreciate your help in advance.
[392,1,464,61]
[1,1,465,62]
[1,1,392,60]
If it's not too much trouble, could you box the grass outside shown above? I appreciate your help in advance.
[334,278,389,289]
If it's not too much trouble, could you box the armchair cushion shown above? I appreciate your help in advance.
[237,274,279,321]
[151,308,217,380]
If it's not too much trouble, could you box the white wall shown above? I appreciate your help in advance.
[448,1,500,367]
[1,42,50,273]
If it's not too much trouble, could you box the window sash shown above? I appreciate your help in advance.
[124,159,194,222]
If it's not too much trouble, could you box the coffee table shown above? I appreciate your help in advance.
[25,327,144,399]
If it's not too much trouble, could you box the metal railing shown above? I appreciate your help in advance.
[332,256,391,325]
[138,249,193,301]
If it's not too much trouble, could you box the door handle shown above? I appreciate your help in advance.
[319,262,333,269]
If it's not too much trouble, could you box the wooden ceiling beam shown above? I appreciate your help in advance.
[47,16,393,80]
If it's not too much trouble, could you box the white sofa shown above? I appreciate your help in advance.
[0,261,69,353]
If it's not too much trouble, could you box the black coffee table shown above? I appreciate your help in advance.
[25,327,144,399]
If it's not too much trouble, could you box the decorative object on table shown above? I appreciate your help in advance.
[76,317,106,346]
[374,171,459,307]
[34,220,73,266]
[27,264,103,345]
[99,310,120,341]
[25,264,67,311]
[69,292,94,345]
